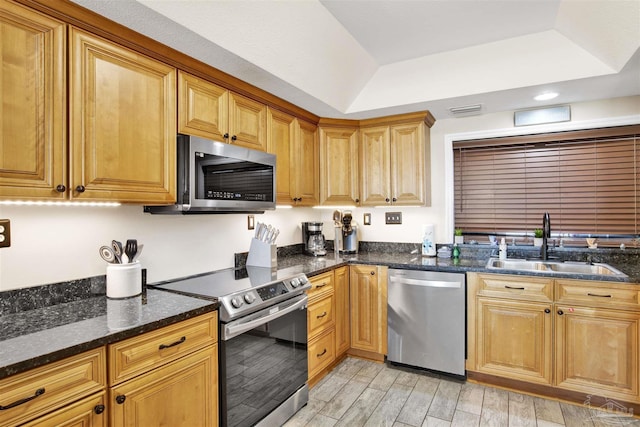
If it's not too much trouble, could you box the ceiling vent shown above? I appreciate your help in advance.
[448,104,483,116]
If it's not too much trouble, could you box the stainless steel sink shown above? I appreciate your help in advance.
[485,258,628,277]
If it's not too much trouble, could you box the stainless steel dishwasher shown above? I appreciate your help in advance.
[387,269,466,376]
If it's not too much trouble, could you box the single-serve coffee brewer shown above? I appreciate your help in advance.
[334,211,359,254]
[302,222,327,256]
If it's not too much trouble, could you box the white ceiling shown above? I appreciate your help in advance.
[72,0,640,120]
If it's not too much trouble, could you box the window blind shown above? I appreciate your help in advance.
[453,125,639,246]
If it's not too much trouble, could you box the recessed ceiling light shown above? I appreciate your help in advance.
[534,92,558,101]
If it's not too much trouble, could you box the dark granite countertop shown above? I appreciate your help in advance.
[0,289,217,379]
[276,251,640,284]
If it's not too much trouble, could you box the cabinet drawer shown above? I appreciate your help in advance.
[0,348,106,427]
[308,329,336,379]
[308,293,335,339]
[308,271,334,302]
[108,312,217,385]
[20,391,107,427]
[476,273,553,302]
[556,279,640,311]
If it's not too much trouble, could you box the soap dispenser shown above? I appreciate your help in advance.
[499,238,507,260]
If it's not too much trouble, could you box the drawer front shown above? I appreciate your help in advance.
[108,311,217,385]
[0,348,106,427]
[476,273,553,302]
[308,329,336,379]
[556,279,640,310]
[20,391,107,427]
[307,271,334,302]
[308,293,335,339]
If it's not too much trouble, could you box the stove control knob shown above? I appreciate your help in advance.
[230,297,244,308]
[244,294,256,304]
[299,276,308,285]
[290,278,300,288]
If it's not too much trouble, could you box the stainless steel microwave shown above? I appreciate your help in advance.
[144,134,276,214]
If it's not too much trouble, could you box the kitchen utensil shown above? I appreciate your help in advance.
[111,240,123,264]
[270,229,280,244]
[131,244,144,262]
[125,239,138,264]
[99,246,117,263]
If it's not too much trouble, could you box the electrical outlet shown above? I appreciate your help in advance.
[363,213,371,225]
[0,219,10,248]
[247,215,255,230]
[385,212,402,224]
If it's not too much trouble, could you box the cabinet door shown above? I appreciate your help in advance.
[359,126,391,206]
[555,305,639,401]
[319,126,359,205]
[334,266,350,356]
[293,119,319,206]
[390,122,428,206]
[21,392,107,427]
[177,71,228,141]
[476,297,553,385]
[0,0,66,199]
[110,345,217,427]
[229,92,267,151]
[349,265,387,355]
[69,27,176,203]
[267,108,295,204]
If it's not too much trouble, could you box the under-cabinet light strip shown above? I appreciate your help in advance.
[0,200,121,207]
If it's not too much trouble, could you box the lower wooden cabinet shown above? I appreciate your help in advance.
[109,346,217,427]
[307,267,351,385]
[468,273,640,406]
[334,266,350,356]
[0,348,106,427]
[20,392,108,427]
[349,264,388,359]
[108,311,218,427]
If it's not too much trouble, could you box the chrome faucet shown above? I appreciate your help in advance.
[541,212,551,260]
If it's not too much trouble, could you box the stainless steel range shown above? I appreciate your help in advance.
[152,266,311,427]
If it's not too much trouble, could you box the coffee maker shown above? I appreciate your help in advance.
[335,211,359,254]
[302,222,327,256]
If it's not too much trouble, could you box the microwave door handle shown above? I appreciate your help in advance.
[223,296,307,340]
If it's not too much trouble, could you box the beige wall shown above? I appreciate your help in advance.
[1,96,638,291]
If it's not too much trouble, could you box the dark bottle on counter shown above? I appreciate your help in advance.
[452,243,460,259]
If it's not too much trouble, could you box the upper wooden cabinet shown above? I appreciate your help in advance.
[359,112,433,207]
[267,108,295,204]
[69,28,176,203]
[318,120,359,205]
[178,71,267,151]
[294,119,320,206]
[0,0,66,200]
[268,109,319,206]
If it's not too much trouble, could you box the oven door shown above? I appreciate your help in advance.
[220,294,308,427]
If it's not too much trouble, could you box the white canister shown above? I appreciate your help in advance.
[421,224,436,257]
[106,261,142,299]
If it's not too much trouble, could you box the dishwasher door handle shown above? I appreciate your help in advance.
[390,277,461,288]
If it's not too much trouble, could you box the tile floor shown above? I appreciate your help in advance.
[284,357,639,427]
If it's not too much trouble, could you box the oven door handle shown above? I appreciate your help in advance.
[222,295,307,340]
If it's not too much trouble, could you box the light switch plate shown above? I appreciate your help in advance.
[363,213,371,225]
[0,219,10,248]
[385,212,402,225]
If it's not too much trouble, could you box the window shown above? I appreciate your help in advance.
[453,125,639,247]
